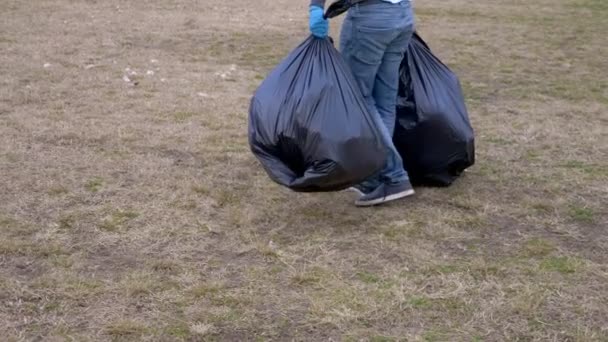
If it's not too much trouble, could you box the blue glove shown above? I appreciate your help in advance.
[309,6,328,39]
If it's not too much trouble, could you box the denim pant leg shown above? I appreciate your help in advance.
[372,19,415,185]
[339,2,414,188]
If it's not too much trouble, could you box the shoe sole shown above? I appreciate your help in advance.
[345,187,365,196]
[355,189,415,207]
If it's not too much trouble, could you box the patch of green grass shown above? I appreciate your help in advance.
[29,274,104,302]
[106,320,151,338]
[570,0,608,11]
[439,297,466,312]
[37,243,68,258]
[530,202,553,214]
[165,323,191,338]
[460,79,492,102]
[173,111,197,122]
[309,286,368,322]
[356,271,381,284]
[209,293,249,307]
[256,242,279,260]
[292,269,322,286]
[192,185,210,195]
[510,287,548,319]
[524,149,542,161]
[406,295,467,313]
[422,329,450,342]
[409,296,432,309]
[446,215,487,230]
[191,283,223,298]
[429,264,461,275]
[370,336,396,342]
[85,177,104,192]
[214,189,240,208]
[121,272,171,297]
[568,206,595,223]
[382,219,428,240]
[206,307,242,324]
[485,137,513,146]
[469,263,504,281]
[269,265,283,275]
[3,240,61,258]
[1,152,19,162]
[58,214,76,230]
[558,160,608,178]
[51,254,74,268]
[0,215,18,228]
[0,238,26,255]
[99,209,139,232]
[381,225,400,240]
[180,199,197,210]
[540,256,581,274]
[0,215,33,236]
[151,260,179,273]
[0,35,17,44]
[63,278,104,296]
[559,160,588,170]
[43,301,61,312]
[522,238,556,257]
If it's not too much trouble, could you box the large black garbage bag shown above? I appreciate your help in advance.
[248,36,388,192]
[394,32,475,186]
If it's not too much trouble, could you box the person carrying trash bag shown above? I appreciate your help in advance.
[309,0,417,206]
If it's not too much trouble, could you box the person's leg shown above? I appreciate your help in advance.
[339,8,391,194]
[339,2,416,206]
[371,3,415,186]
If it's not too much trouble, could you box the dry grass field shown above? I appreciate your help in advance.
[1,0,607,341]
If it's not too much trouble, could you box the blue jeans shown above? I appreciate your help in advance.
[339,1,415,189]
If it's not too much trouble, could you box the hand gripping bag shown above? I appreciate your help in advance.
[248,36,388,192]
[394,32,476,186]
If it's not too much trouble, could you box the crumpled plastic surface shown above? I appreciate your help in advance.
[394,32,476,186]
[248,36,388,192]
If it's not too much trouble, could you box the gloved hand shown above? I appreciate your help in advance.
[309,6,329,38]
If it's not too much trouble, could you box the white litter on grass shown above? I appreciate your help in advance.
[160,78,166,82]
[268,240,277,250]
[43,63,51,68]
[214,65,239,80]
[122,75,131,83]
[197,92,210,98]
[190,323,214,336]
[125,67,137,76]
[215,71,231,79]
[150,59,159,64]
[146,70,155,76]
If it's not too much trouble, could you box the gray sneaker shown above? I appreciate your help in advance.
[355,181,415,207]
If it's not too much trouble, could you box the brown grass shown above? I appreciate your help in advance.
[1,0,607,341]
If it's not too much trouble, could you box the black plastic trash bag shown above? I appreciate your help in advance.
[393,32,475,186]
[248,36,388,192]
